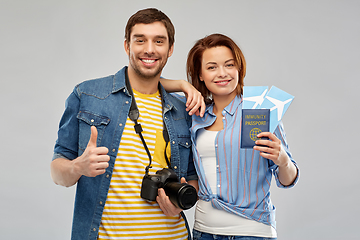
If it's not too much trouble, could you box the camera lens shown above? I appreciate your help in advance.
[164,182,197,210]
[177,184,197,210]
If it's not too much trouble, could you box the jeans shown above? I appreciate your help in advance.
[192,229,277,240]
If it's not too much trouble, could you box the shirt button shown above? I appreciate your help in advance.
[172,141,175,144]
[218,185,220,188]
[125,101,129,104]
[186,142,189,145]
[174,166,177,169]
[112,149,116,152]
[91,119,94,123]
[93,228,96,232]
[215,144,218,148]
[106,174,110,178]
[99,201,103,205]
[164,117,167,120]
[222,116,225,119]
[119,123,123,127]
[217,165,219,168]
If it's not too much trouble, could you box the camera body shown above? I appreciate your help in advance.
[140,168,197,210]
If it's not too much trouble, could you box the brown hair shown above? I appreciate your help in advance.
[187,33,246,104]
[125,8,175,48]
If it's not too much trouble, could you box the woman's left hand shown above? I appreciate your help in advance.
[181,81,205,117]
[159,79,205,117]
[253,132,288,167]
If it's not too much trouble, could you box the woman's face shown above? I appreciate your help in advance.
[200,46,239,100]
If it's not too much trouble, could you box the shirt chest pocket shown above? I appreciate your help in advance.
[176,135,192,175]
[77,111,110,152]
[177,136,191,149]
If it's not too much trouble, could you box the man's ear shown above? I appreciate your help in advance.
[124,39,130,56]
[168,44,174,58]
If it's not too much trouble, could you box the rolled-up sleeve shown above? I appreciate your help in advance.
[53,88,81,161]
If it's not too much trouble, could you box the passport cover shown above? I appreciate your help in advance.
[241,109,270,148]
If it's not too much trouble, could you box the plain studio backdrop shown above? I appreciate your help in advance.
[1,1,359,239]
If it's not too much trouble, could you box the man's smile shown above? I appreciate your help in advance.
[140,58,158,65]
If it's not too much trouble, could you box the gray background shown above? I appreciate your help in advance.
[1,0,359,239]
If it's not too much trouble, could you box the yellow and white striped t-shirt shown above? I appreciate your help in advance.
[98,89,188,240]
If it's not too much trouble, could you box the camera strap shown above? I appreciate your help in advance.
[124,68,171,175]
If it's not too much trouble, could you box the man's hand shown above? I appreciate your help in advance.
[74,126,110,177]
[156,177,189,216]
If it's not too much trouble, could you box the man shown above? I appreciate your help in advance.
[51,8,200,240]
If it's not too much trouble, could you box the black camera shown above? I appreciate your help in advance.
[140,168,197,210]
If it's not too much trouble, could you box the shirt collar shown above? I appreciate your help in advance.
[111,66,176,112]
[112,66,127,93]
[160,84,178,113]
[205,95,243,116]
[224,95,243,115]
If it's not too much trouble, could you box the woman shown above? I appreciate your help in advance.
[186,34,299,240]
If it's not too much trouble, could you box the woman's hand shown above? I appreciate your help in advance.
[253,132,298,186]
[253,132,286,167]
[180,81,205,117]
[159,79,205,117]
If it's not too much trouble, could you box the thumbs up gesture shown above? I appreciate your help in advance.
[74,126,110,177]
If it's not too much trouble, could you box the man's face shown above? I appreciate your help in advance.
[125,22,174,79]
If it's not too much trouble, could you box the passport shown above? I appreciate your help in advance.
[241,109,270,148]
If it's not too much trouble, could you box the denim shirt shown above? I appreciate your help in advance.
[53,66,197,240]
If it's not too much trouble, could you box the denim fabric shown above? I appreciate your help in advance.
[53,66,196,240]
[193,229,277,240]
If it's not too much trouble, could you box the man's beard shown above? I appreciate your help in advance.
[129,53,169,79]
[130,60,163,79]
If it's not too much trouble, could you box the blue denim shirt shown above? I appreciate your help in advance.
[53,66,197,240]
